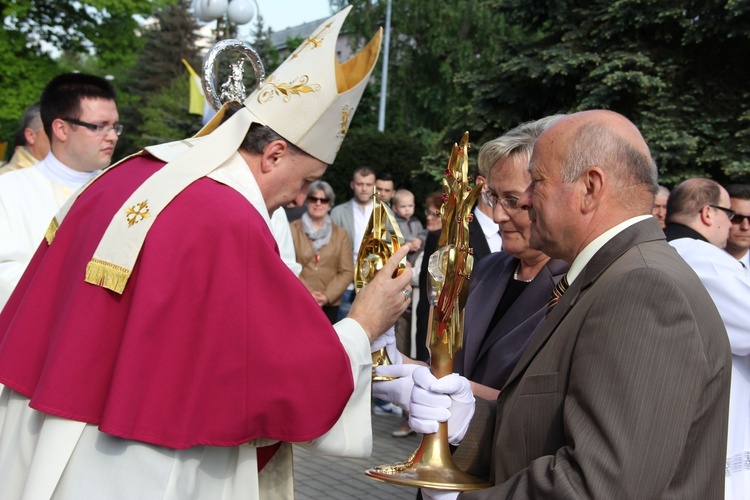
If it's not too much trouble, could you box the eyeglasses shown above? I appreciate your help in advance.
[62,117,123,136]
[424,209,440,217]
[481,190,521,211]
[307,195,330,205]
[708,204,736,219]
[731,213,750,225]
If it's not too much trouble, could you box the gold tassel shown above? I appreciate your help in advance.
[44,218,60,245]
[85,258,132,294]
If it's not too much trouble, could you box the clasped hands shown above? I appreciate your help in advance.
[374,365,475,445]
[374,366,475,500]
[353,246,476,499]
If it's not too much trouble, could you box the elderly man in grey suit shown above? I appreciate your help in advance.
[409,110,731,499]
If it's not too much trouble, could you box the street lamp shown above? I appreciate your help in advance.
[378,0,392,132]
[192,0,260,39]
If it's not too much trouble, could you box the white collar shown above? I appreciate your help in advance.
[473,205,500,240]
[206,153,271,228]
[36,152,98,189]
[737,250,750,269]
[567,215,652,284]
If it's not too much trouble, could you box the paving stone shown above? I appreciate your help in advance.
[294,412,422,499]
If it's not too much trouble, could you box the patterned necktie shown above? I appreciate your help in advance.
[546,274,570,317]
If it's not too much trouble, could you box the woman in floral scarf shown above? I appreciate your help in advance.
[290,180,353,323]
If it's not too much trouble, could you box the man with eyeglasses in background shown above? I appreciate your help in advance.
[664,178,750,500]
[0,73,120,308]
[725,184,750,269]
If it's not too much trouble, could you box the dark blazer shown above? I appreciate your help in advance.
[329,199,358,255]
[455,218,731,499]
[454,252,568,392]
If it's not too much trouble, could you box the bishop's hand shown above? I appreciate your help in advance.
[348,245,412,343]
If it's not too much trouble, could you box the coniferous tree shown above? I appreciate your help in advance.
[130,0,202,95]
[249,15,281,75]
[117,0,203,156]
[0,0,170,148]
[464,0,750,183]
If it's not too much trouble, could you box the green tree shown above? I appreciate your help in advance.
[325,128,434,212]
[116,0,202,157]
[334,0,500,133]
[0,0,173,68]
[330,0,503,181]
[136,76,202,148]
[249,14,281,74]
[0,0,176,149]
[0,28,59,144]
[466,0,750,184]
[129,0,201,96]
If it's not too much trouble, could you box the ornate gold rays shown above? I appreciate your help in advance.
[355,188,407,381]
[427,131,481,360]
[365,132,489,491]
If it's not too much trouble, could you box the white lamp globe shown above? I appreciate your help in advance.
[193,0,214,22]
[203,0,229,21]
[227,0,256,25]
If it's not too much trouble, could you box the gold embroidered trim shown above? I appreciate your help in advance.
[85,258,132,294]
[338,105,353,138]
[305,36,323,48]
[125,200,150,227]
[291,21,333,59]
[257,75,321,104]
[44,217,60,245]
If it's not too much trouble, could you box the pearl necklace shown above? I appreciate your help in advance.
[513,262,533,282]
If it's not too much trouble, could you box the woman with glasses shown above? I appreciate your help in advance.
[453,115,570,399]
[290,180,353,323]
[374,116,569,411]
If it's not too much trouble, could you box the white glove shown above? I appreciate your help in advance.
[408,367,475,445]
[372,363,419,410]
[420,488,460,500]
[370,326,402,365]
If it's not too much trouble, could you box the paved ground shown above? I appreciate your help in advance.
[294,412,422,499]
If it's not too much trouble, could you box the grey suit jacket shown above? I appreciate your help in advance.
[456,218,731,499]
[454,252,568,391]
[329,199,357,255]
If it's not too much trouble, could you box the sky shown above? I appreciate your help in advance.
[240,0,334,33]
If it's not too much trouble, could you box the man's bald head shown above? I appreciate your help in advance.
[521,110,659,263]
[559,111,657,207]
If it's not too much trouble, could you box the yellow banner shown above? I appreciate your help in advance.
[181,59,206,116]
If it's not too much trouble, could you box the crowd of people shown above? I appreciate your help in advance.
[0,6,748,500]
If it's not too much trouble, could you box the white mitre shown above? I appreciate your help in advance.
[192,4,381,165]
[46,6,383,294]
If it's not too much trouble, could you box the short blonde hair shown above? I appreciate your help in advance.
[477,114,567,179]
